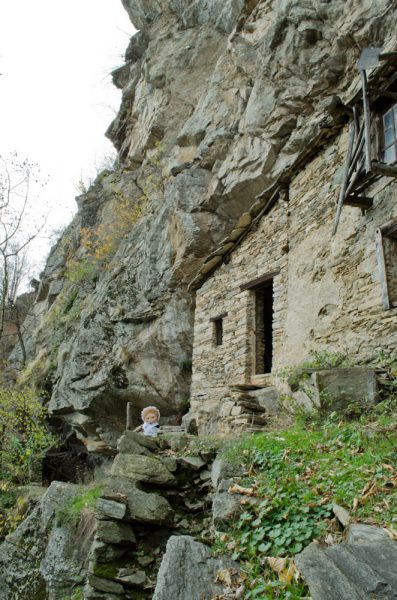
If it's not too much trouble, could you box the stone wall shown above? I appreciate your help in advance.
[190,127,397,432]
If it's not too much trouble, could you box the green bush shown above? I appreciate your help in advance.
[0,385,56,484]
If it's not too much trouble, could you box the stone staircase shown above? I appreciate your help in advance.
[224,385,280,433]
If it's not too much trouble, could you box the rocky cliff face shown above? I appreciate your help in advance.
[15,0,397,450]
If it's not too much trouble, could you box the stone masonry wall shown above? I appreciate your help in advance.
[191,127,397,432]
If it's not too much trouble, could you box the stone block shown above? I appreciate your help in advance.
[89,540,128,563]
[115,569,146,588]
[347,524,392,545]
[88,574,124,595]
[250,386,280,414]
[212,488,243,530]
[116,434,152,455]
[96,499,127,521]
[153,536,240,600]
[310,368,378,411]
[111,454,177,485]
[96,520,136,545]
[103,476,174,525]
[119,431,159,451]
[177,456,206,470]
[211,459,244,488]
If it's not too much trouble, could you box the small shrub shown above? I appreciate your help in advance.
[56,484,102,528]
[0,385,56,484]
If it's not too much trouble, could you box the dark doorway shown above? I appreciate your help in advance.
[255,281,273,374]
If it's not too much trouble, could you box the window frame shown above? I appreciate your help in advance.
[379,103,397,165]
[375,219,397,309]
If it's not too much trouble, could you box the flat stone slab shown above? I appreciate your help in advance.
[305,368,378,412]
[111,454,177,485]
[296,529,397,600]
[347,524,392,545]
[153,535,240,600]
[177,456,206,470]
[119,431,159,451]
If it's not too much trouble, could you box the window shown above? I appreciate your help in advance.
[376,220,397,309]
[210,312,227,346]
[381,104,397,164]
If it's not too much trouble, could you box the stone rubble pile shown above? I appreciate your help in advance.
[83,431,226,599]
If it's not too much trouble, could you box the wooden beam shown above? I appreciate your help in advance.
[240,270,279,292]
[379,52,397,61]
[360,69,372,174]
[126,402,133,431]
[332,120,356,235]
[380,219,397,238]
[378,91,397,100]
[347,127,365,180]
[371,161,397,177]
[375,229,391,310]
[344,195,373,209]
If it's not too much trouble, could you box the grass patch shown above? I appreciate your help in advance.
[56,484,102,528]
[215,413,397,599]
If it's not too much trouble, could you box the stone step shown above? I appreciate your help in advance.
[235,399,267,413]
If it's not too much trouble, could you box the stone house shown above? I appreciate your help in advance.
[189,50,397,433]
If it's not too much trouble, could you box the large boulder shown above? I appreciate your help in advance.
[153,535,240,600]
[0,481,92,600]
[296,525,397,600]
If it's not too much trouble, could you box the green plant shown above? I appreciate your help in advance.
[62,586,84,600]
[278,350,351,390]
[64,259,99,285]
[0,385,56,484]
[56,484,102,528]
[217,417,397,598]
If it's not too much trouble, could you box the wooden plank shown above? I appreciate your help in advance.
[371,161,397,177]
[240,270,279,292]
[360,69,372,174]
[375,229,391,310]
[332,120,356,235]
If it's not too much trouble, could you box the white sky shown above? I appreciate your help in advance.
[0,0,134,274]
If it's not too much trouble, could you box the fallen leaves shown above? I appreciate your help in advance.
[385,526,397,540]
[212,569,247,599]
[228,483,257,496]
[266,556,300,584]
